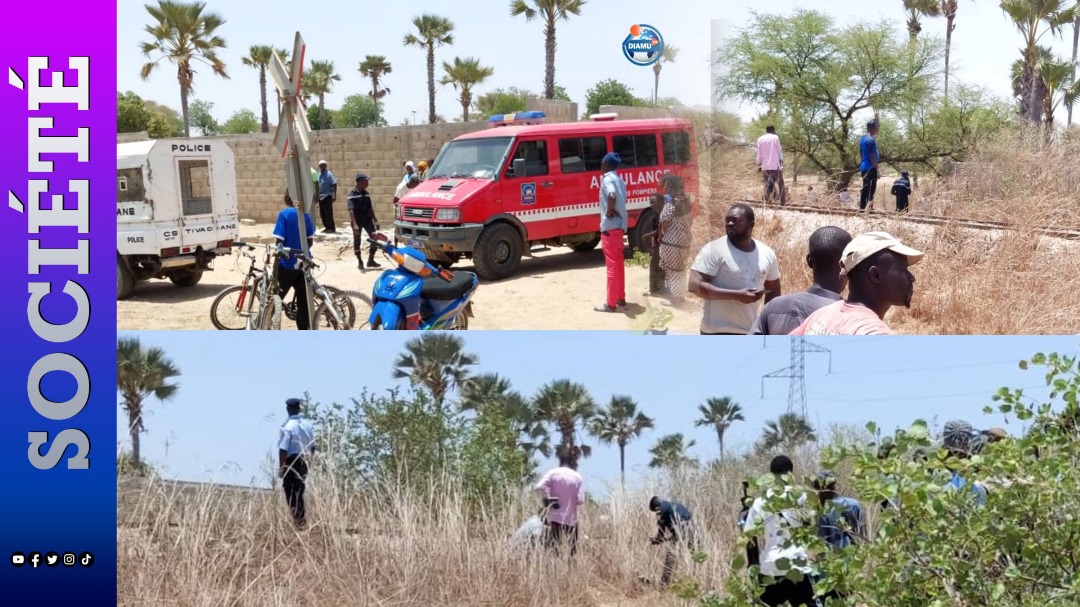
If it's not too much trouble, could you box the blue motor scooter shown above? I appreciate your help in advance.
[365,234,478,330]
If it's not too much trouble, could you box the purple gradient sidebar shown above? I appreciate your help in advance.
[0,5,117,603]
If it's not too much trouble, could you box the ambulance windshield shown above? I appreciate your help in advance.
[428,137,512,180]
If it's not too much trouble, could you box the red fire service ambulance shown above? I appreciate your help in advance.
[393,111,698,280]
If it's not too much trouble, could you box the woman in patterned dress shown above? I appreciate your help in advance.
[656,175,693,305]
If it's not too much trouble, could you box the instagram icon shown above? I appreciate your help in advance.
[62,553,76,567]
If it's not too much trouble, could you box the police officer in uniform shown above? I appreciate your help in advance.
[347,173,382,270]
[278,398,316,528]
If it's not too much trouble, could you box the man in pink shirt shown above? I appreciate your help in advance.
[756,125,786,205]
[535,454,585,556]
[790,231,923,335]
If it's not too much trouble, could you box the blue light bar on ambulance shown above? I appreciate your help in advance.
[488,111,546,127]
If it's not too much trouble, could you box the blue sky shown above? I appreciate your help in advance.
[114,332,1079,494]
[117,0,1079,127]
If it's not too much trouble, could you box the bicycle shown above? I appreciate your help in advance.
[277,264,368,330]
[208,241,283,330]
[276,245,370,330]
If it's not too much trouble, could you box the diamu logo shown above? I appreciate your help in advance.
[622,24,664,66]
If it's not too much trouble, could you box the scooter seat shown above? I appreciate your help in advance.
[421,271,476,301]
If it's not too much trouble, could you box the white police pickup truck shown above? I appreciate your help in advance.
[116,139,239,299]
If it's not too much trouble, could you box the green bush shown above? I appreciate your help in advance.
[684,349,1080,607]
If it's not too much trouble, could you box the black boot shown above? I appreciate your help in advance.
[367,248,381,269]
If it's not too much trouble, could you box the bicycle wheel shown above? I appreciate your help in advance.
[209,285,250,330]
[257,294,283,330]
[323,286,364,328]
[312,300,349,330]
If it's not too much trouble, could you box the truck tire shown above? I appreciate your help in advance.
[472,223,523,281]
[629,209,657,253]
[117,257,135,300]
[169,269,203,288]
[572,236,601,252]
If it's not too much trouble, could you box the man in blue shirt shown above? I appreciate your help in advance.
[813,472,865,550]
[595,152,628,313]
[942,419,990,506]
[858,121,880,211]
[278,397,316,528]
[273,189,316,330]
[812,472,864,604]
[316,160,338,233]
[891,170,912,213]
[648,496,694,588]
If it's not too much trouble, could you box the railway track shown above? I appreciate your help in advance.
[734,199,1080,241]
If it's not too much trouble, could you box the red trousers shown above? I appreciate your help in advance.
[601,229,625,308]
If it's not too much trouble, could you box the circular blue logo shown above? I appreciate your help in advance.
[622,24,664,67]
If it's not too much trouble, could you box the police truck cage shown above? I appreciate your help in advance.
[488,111,546,127]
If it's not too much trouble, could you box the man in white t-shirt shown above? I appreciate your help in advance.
[689,203,782,334]
[742,455,818,607]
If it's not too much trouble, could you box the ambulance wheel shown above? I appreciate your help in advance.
[572,236,601,252]
[169,269,203,288]
[117,257,136,300]
[473,223,523,281]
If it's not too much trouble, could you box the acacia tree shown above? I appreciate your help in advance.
[715,10,977,190]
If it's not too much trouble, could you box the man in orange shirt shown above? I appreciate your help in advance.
[790,231,923,335]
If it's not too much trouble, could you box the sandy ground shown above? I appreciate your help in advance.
[117,207,1078,333]
[117,223,704,332]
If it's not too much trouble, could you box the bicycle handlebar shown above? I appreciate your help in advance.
[275,244,320,270]
[231,241,256,250]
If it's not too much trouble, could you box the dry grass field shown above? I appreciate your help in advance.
[694,129,1080,335]
[117,456,796,607]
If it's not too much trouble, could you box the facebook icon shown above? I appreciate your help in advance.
[29,552,41,568]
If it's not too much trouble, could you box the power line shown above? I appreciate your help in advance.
[761,336,832,417]
[756,384,1049,403]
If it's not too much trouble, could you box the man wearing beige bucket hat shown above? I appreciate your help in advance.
[789,231,923,335]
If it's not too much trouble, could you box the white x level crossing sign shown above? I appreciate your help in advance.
[269,32,317,328]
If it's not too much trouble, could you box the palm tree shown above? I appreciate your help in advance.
[1070,9,1079,126]
[587,396,655,487]
[138,0,229,137]
[760,413,818,452]
[941,0,974,99]
[532,379,597,468]
[404,14,455,124]
[460,373,552,462]
[694,397,745,460]
[904,0,943,40]
[652,44,678,105]
[305,60,341,130]
[1028,51,1080,134]
[241,45,286,133]
[392,333,478,413]
[359,55,393,113]
[648,433,697,470]
[510,0,587,99]
[1000,0,1079,123]
[1034,50,1080,130]
[440,57,494,121]
[116,337,181,470]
